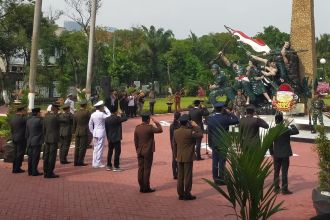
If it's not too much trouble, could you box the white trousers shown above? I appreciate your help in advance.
[92,136,105,167]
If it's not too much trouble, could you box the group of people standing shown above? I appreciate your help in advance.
[9,93,299,200]
[168,100,299,200]
[106,89,157,118]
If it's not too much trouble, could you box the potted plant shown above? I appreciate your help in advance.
[312,125,330,218]
[204,123,288,219]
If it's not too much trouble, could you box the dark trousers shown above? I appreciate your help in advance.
[212,150,226,181]
[273,157,290,190]
[43,142,58,177]
[12,141,26,172]
[137,153,153,191]
[128,106,135,118]
[107,141,121,168]
[74,135,88,165]
[28,145,41,175]
[149,102,155,115]
[177,162,193,197]
[195,137,202,159]
[172,152,178,178]
[59,135,72,163]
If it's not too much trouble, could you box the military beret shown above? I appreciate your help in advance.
[246,105,256,110]
[32,107,41,114]
[140,111,151,117]
[193,100,201,106]
[214,102,225,108]
[178,114,190,122]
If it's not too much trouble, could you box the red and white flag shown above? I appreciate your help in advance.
[225,26,271,53]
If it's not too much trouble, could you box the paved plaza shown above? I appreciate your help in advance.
[0,114,319,220]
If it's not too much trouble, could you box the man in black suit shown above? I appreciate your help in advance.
[59,104,73,164]
[270,113,299,195]
[105,106,128,171]
[26,107,43,176]
[188,100,209,160]
[239,105,269,150]
[105,90,119,112]
[9,106,27,173]
[43,103,61,178]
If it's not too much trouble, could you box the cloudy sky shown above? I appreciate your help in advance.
[42,0,329,39]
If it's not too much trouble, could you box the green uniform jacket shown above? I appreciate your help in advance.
[173,126,203,163]
[73,109,91,137]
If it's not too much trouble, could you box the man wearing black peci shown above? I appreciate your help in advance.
[26,107,43,176]
[43,103,61,178]
[105,106,128,172]
[9,105,27,173]
[188,100,209,160]
[270,113,299,195]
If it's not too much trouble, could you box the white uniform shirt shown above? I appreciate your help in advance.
[89,110,108,138]
[128,95,135,106]
[64,98,75,114]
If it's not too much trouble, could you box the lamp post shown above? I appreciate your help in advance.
[320,58,326,80]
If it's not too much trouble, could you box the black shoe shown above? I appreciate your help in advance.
[274,187,281,194]
[282,189,293,195]
[45,174,59,178]
[32,172,43,176]
[13,169,25,173]
[78,163,88,166]
[144,188,156,193]
[139,188,145,193]
[185,194,196,200]
[214,179,226,185]
[61,161,71,165]
[179,196,185,200]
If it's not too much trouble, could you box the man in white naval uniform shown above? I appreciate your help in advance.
[64,94,76,114]
[89,100,110,168]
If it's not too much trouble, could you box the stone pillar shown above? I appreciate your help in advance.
[290,0,316,80]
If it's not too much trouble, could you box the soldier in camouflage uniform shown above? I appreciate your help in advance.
[310,93,325,133]
[209,64,235,106]
[233,89,246,119]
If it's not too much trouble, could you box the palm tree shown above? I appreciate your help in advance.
[204,123,288,219]
[140,25,173,85]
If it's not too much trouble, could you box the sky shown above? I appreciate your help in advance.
[42,0,329,39]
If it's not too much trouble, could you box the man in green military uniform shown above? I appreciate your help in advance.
[43,103,61,178]
[59,103,73,164]
[73,100,91,166]
[310,93,325,133]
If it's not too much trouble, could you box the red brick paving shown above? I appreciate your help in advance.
[0,114,318,220]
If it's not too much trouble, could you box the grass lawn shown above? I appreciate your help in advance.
[143,96,226,114]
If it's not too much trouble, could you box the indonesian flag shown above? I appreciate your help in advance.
[225,26,271,53]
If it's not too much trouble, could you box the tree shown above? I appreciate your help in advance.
[140,25,174,85]
[316,34,330,79]
[64,0,102,36]
[254,26,290,50]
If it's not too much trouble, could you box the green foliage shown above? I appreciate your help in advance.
[315,126,330,191]
[203,123,288,219]
[0,116,10,138]
[254,26,290,50]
